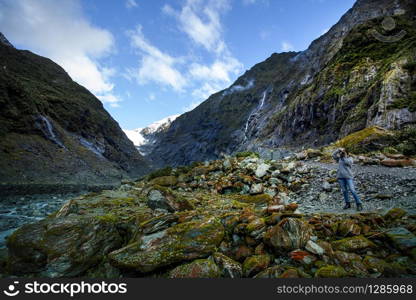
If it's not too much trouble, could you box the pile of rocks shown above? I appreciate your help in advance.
[1,152,415,278]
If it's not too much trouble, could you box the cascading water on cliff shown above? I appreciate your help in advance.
[243,91,267,141]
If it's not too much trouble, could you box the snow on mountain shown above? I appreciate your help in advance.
[124,115,180,153]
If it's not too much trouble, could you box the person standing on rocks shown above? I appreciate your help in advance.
[332,148,363,211]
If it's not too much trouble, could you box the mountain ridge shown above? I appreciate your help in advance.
[146,0,416,168]
[0,35,150,194]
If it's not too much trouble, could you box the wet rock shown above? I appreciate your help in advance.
[386,227,416,252]
[242,254,270,277]
[212,252,242,278]
[7,216,123,277]
[168,259,221,278]
[264,218,313,252]
[108,217,224,273]
[331,236,376,252]
[315,265,348,278]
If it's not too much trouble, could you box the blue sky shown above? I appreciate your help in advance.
[0,0,355,129]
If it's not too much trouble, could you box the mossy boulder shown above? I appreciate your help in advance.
[146,185,193,212]
[168,259,221,278]
[108,217,224,273]
[337,219,361,237]
[7,215,123,277]
[386,227,416,252]
[384,208,407,222]
[363,256,388,274]
[212,252,242,278]
[242,255,271,277]
[264,218,313,252]
[331,236,376,252]
[254,266,310,278]
[150,176,178,187]
[234,194,272,204]
[334,126,394,154]
[315,265,348,278]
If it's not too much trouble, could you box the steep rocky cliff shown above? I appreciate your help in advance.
[0,34,149,194]
[147,0,416,167]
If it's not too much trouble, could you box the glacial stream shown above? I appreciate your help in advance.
[0,193,84,248]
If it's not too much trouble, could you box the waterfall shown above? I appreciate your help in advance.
[79,138,105,158]
[243,91,267,141]
[37,115,65,148]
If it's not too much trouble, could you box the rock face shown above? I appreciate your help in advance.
[146,0,416,167]
[0,34,149,194]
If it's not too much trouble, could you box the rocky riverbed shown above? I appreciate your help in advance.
[0,193,85,248]
[1,150,415,278]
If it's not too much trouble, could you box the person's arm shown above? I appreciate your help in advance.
[343,157,353,166]
[332,149,341,162]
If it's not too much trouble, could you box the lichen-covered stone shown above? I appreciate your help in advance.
[254,266,310,278]
[315,265,348,278]
[384,208,407,222]
[331,236,376,252]
[108,217,224,273]
[235,194,272,204]
[363,256,388,274]
[337,219,361,237]
[386,227,416,251]
[290,250,317,265]
[168,259,221,278]
[150,176,178,187]
[264,218,313,252]
[212,252,242,278]
[7,216,123,277]
[146,186,193,212]
[242,255,270,277]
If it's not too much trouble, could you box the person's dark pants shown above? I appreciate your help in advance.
[338,178,362,205]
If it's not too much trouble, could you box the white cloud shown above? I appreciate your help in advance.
[281,41,294,52]
[127,26,187,91]
[163,0,230,54]
[0,0,118,106]
[189,56,242,83]
[162,0,243,104]
[98,94,122,108]
[125,0,138,9]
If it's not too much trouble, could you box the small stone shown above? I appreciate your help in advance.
[250,183,264,195]
[322,181,331,192]
[242,255,270,277]
[255,163,271,178]
[305,240,325,255]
